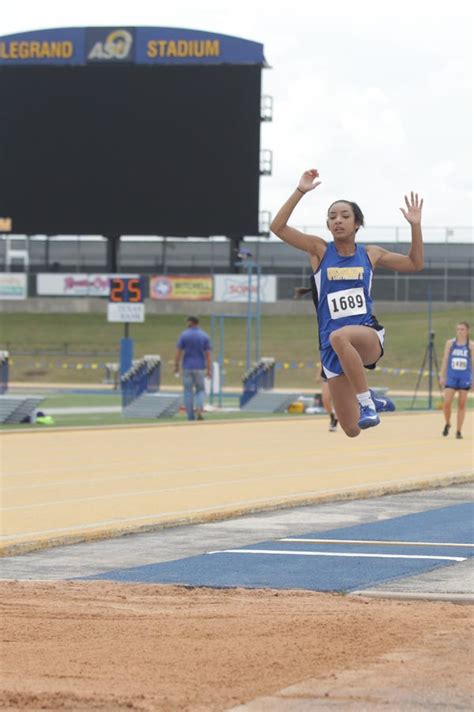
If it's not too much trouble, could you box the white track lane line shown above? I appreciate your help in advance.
[1,434,465,479]
[207,549,466,562]
[280,538,474,548]
[2,462,472,510]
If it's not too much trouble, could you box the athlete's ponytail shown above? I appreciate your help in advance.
[293,287,312,299]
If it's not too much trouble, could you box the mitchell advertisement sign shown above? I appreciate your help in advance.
[150,275,213,301]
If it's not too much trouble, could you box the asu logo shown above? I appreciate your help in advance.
[88,29,133,61]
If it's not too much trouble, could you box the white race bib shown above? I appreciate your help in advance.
[452,357,467,371]
[327,287,367,320]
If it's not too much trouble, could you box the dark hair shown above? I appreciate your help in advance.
[187,316,199,325]
[327,200,365,231]
[293,286,312,299]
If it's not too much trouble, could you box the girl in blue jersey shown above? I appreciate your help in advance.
[440,321,473,439]
[271,168,424,437]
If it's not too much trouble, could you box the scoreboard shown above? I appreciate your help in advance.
[0,27,266,237]
[107,277,145,323]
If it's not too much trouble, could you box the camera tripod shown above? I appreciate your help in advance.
[410,330,441,410]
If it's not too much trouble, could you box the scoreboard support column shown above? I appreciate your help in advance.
[120,323,134,377]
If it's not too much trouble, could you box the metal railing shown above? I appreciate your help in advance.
[278,272,473,303]
[120,355,161,408]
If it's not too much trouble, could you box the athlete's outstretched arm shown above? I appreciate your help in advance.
[367,192,424,273]
[271,169,326,258]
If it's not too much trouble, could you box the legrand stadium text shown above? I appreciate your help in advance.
[147,39,220,58]
[0,41,73,59]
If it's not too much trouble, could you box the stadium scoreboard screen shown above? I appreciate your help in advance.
[0,27,266,236]
[109,276,145,303]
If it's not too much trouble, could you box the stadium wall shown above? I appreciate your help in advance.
[0,298,471,315]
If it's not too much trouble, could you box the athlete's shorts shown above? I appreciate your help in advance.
[321,321,385,380]
[445,377,472,391]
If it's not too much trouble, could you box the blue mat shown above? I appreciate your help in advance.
[83,503,474,592]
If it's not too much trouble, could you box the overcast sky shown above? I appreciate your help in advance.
[1,0,472,231]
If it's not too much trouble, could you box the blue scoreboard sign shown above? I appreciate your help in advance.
[0,27,266,66]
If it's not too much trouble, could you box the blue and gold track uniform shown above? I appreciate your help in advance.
[445,340,472,390]
[311,242,384,379]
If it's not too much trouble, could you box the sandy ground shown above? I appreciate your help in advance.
[0,581,473,711]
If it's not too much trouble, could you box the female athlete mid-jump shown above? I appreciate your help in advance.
[271,168,424,438]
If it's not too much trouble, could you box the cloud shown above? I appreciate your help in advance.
[335,88,405,149]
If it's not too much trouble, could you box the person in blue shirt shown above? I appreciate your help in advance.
[440,321,473,439]
[174,316,212,421]
[271,167,424,438]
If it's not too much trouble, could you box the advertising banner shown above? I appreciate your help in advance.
[213,274,276,302]
[150,275,213,301]
[0,273,27,300]
[37,274,137,296]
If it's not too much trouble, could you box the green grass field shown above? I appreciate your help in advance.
[2,393,463,431]
[0,407,297,430]
[1,307,469,392]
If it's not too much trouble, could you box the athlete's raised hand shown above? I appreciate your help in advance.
[298,169,322,194]
[400,192,423,225]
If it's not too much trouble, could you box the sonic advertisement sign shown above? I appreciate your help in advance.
[0,27,265,66]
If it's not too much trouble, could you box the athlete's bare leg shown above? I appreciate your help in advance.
[322,380,337,430]
[327,374,360,438]
[443,388,455,428]
[329,325,382,395]
[456,390,468,434]
[321,380,332,414]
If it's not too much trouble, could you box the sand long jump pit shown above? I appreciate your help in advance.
[1,412,473,710]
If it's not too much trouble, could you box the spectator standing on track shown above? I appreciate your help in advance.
[294,285,338,432]
[439,321,473,439]
[272,167,424,437]
[174,316,212,421]
[321,375,338,432]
